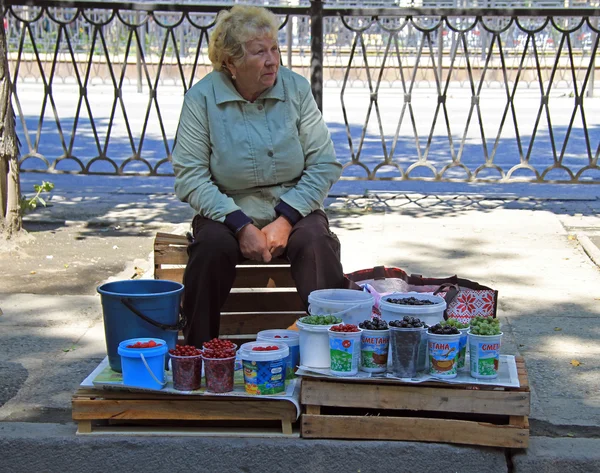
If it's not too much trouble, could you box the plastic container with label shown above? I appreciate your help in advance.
[239,342,289,395]
[360,328,390,373]
[328,327,363,376]
[428,332,461,379]
[468,332,503,379]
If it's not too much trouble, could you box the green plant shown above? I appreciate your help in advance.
[20,181,54,215]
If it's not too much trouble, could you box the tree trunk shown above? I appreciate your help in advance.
[0,7,21,237]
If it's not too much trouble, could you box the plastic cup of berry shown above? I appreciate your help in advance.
[201,339,238,393]
[169,345,203,391]
[388,317,427,378]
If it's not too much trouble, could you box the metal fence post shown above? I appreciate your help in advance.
[287,17,293,69]
[136,12,143,93]
[588,16,598,98]
[310,0,323,112]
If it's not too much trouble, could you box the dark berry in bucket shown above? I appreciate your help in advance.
[359,318,388,330]
[428,324,460,335]
[386,296,435,306]
[389,316,424,328]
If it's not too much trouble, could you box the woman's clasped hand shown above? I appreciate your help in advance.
[237,216,292,262]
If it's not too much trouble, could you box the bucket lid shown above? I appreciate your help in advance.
[239,342,289,361]
[379,292,446,314]
[256,329,299,346]
[308,288,374,304]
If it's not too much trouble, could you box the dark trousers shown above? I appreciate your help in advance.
[182,210,344,348]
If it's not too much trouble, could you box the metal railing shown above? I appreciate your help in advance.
[3,0,600,183]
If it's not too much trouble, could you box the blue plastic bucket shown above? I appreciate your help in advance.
[256,329,300,379]
[97,279,184,372]
[118,338,168,390]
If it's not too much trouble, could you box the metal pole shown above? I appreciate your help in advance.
[287,16,293,69]
[587,16,598,98]
[437,22,443,84]
[310,0,323,112]
[136,12,142,93]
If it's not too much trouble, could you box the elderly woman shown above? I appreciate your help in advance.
[172,5,344,347]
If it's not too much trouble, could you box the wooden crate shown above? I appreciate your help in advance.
[72,387,298,436]
[301,357,530,448]
[154,232,304,342]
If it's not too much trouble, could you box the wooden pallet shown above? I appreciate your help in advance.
[154,232,304,342]
[301,357,530,448]
[72,387,298,436]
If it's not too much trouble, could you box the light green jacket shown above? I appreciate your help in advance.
[172,67,342,229]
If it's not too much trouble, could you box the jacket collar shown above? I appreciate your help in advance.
[214,69,286,105]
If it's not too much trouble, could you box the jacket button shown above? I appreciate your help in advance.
[268,151,274,157]
[258,105,264,111]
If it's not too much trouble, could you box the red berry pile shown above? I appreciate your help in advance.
[202,338,236,359]
[273,335,289,339]
[126,340,162,349]
[252,345,280,351]
[330,324,360,333]
[169,344,202,357]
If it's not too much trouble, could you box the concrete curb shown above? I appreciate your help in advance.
[512,437,600,472]
[577,234,600,267]
[0,422,508,473]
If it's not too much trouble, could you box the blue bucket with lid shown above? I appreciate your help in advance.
[97,279,184,372]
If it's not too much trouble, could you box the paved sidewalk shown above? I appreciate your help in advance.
[1,187,600,471]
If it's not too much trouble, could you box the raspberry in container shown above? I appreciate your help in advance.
[201,339,237,393]
[169,344,203,391]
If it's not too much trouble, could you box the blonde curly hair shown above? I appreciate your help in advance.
[208,5,279,73]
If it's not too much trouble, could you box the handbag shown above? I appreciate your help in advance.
[344,266,498,325]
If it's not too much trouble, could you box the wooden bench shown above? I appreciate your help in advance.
[153,232,305,342]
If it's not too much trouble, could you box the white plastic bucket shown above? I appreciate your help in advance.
[428,332,461,379]
[256,329,300,379]
[360,328,390,373]
[296,318,336,369]
[468,332,503,379]
[239,342,289,395]
[308,289,374,326]
[379,292,447,328]
[328,327,363,376]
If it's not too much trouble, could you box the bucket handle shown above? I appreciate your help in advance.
[121,298,186,332]
[308,302,363,318]
[139,352,167,388]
